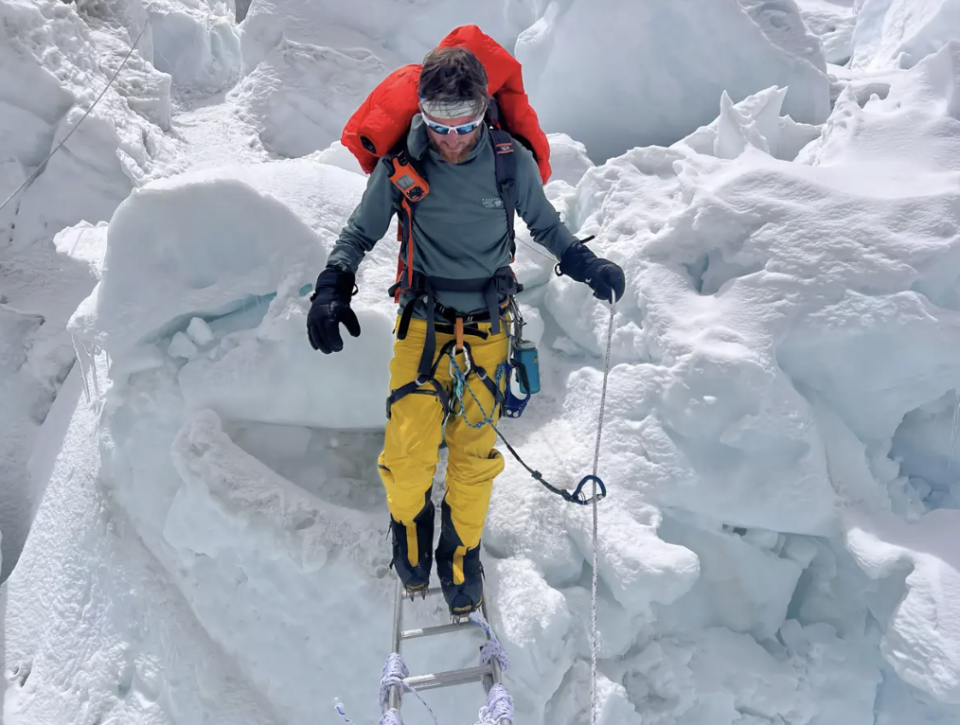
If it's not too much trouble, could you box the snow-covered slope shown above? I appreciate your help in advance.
[230,41,388,158]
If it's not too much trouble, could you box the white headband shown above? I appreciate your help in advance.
[419,97,484,120]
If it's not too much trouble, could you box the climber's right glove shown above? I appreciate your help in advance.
[307,265,361,354]
[556,239,626,303]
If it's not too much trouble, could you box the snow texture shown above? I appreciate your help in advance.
[6,0,960,724]
[515,0,832,162]
[238,0,536,76]
[796,0,858,65]
[0,0,176,578]
[147,0,241,91]
[230,39,388,158]
[851,0,960,70]
[68,160,335,357]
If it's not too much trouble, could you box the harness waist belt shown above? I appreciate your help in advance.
[390,266,519,382]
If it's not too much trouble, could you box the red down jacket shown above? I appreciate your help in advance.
[341,25,552,184]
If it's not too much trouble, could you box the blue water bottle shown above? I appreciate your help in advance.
[514,339,540,395]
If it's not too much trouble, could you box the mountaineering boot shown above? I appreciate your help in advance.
[435,498,484,617]
[390,494,434,596]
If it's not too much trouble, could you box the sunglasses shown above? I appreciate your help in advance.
[421,116,484,136]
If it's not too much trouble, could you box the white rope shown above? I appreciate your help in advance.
[0,17,150,215]
[590,295,616,725]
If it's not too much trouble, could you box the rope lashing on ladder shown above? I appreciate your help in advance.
[478,684,514,725]
[469,611,515,725]
[337,624,515,725]
[469,610,510,672]
[377,710,403,725]
[377,653,439,725]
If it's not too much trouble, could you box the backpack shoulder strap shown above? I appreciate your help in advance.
[485,97,518,253]
[381,140,430,303]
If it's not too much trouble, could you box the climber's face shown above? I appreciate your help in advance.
[422,110,484,165]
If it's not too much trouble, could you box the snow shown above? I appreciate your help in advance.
[851,0,960,71]
[672,86,823,162]
[1,363,280,725]
[6,0,960,724]
[0,0,173,575]
[515,0,832,162]
[795,0,858,65]
[238,0,534,77]
[230,40,388,158]
[147,0,241,91]
[67,161,333,358]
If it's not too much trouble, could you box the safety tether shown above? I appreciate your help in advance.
[448,331,612,508]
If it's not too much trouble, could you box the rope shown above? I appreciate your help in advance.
[378,710,403,725]
[467,612,514,725]
[0,17,150,216]
[589,295,616,725]
[469,611,510,672]
[477,684,514,725]
[449,354,506,430]
[379,653,438,725]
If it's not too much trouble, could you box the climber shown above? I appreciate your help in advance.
[306,41,625,618]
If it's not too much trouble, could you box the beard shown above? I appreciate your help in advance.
[429,134,480,165]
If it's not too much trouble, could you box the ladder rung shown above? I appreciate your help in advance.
[401,620,473,640]
[404,663,494,692]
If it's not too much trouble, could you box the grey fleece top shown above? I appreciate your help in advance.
[327,115,578,316]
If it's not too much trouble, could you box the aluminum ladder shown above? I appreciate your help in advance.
[383,579,511,725]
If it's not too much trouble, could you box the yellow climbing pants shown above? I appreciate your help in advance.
[377,316,508,551]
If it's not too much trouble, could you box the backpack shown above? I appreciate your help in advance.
[341,25,551,183]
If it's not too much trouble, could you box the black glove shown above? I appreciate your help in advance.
[307,266,361,354]
[557,239,626,303]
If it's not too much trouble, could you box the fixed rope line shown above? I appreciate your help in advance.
[590,294,616,725]
[0,17,150,216]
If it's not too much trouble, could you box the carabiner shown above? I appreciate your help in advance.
[570,475,607,505]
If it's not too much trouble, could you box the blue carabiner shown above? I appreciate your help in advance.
[571,475,607,505]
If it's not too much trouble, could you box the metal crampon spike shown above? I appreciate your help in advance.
[404,586,429,603]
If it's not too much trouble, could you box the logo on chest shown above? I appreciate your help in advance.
[482,197,504,209]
